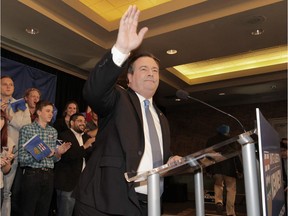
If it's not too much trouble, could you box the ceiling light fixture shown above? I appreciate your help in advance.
[218,92,226,96]
[166,49,178,55]
[167,45,287,85]
[25,27,39,35]
[251,29,264,36]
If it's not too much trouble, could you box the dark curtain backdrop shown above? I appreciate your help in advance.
[1,48,88,118]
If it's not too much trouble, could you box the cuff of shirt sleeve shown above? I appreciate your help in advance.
[111,46,130,67]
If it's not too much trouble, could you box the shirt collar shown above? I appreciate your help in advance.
[34,119,48,129]
[135,92,153,105]
[70,128,84,136]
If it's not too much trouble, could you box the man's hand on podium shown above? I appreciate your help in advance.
[167,155,182,165]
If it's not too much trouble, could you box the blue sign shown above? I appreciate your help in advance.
[256,108,286,216]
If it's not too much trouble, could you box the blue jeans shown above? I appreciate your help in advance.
[56,190,75,216]
[2,158,18,216]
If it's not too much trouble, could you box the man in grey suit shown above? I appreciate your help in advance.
[74,5,180,216]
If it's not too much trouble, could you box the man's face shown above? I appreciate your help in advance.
[71,116,86,133]
[1,77,14,98]
[25,90,40,109]
[127,56,159,99]
[37,105,54,123]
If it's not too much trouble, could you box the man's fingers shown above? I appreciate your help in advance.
[138,27,149,41]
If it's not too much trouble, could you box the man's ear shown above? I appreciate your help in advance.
[127,73,132,85]
[36,109,41,116]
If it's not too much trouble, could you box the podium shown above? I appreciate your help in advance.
[125,130,261,216]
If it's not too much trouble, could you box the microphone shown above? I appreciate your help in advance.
[176,89,246,132]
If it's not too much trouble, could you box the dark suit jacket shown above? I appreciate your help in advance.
[74,51,172,215]
[54,129,91,192]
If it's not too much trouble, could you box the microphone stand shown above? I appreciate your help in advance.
[187,95,246,132]
[176,89,247,132]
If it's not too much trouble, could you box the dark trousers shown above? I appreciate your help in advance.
[20,168,54,216]
[11,165,23,216]
[1,187,3,206]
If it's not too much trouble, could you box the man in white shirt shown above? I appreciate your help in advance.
[54,113,95,216]
[74,5,180,216]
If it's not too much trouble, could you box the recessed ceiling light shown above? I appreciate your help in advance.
[166,49,177,55]
[175,98,181,101]
[218,92,226,96]
[251,29,264,36]
[25,27,39,35]
[246,15,267,25]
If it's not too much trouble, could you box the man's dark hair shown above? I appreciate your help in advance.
[35,100,54,117]
[125,52,160,75]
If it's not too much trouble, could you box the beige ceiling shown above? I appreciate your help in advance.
[1,0,287,107]
[18,0,283,47]
[64,0,205,29]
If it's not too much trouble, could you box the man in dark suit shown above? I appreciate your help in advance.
[54,113,95,216]
[74,5,180,216]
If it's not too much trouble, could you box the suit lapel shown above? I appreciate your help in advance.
[127,88,143,125]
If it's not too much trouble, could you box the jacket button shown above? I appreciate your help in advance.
[138,151,142,155]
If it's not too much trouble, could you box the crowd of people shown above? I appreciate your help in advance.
[0,75,98,216]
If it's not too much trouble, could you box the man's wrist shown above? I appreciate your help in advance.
[111,45,130,67]
[53,148,61,158]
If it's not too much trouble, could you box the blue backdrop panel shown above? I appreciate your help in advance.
[1,57,56,103]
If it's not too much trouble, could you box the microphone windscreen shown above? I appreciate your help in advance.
[176,89,189,99]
